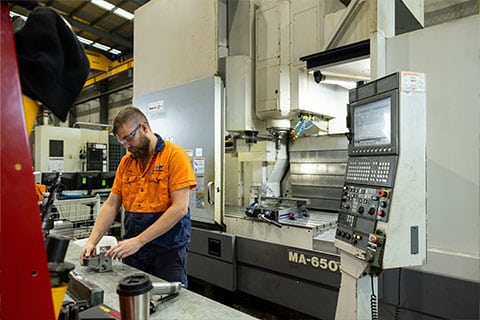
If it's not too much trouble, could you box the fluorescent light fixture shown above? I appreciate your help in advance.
[77,36,94,45]
[109,48,122,55]
[91,0,134,20]
[9,11,27,20]
[91,0,114,11]
[92,42,111,51]
[114,8,134,20]
[78,35,123,56]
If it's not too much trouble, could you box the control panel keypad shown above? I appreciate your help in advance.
[345,157,397,186]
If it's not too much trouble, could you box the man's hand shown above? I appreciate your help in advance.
[80,242,97,265]
[106,237,144,260]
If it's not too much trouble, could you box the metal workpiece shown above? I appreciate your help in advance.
[243,197,311,228]
[66,243,257,319]
[82,252,112,273]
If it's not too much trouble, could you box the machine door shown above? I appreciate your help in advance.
[133,76,224,225]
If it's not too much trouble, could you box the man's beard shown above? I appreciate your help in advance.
[128,135,150,159]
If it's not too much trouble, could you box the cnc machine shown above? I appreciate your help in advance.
[132,1,479,319]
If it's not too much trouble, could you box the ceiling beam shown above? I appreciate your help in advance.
[62,15,132,49]
[86,50,115,72]
[83,57,134,87]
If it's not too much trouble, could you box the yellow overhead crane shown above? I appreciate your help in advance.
[84,50,133,87]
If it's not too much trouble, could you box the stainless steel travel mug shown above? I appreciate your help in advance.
[117,273,153,320]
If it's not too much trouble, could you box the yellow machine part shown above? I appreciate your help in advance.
[22,95,41,134]
[51,284,68,318]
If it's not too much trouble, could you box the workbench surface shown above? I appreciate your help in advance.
[65,242,257,319]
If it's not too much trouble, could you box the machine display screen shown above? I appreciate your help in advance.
[353,97,391,147]
[49,140,64,157]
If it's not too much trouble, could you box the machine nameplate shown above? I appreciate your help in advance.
[288,250,340,273]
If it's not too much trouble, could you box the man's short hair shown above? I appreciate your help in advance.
[112,106,149,135]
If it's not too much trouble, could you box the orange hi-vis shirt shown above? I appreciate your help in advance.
[111,135,196,213]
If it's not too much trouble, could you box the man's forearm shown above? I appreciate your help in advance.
[87,194,121,245]
[87,209,116,245]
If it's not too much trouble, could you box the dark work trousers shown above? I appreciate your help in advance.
[123,246,188,287]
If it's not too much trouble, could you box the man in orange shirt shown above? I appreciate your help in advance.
[81,107,196,286]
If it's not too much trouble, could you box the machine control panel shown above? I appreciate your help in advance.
[340,184,393,222]
[335,71,426,270]
[336,184,392,252]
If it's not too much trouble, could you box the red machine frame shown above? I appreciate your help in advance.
[0,3,55,318]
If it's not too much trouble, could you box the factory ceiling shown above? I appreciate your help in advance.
[7,0,355,64]
[9,0,149,62]
[8,0,475,94]
[8,0,477,65]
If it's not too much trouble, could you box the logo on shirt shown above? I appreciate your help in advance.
[155,165,164,171]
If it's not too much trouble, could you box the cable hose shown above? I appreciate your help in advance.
[395,305,401,320]
[370,274,378,320]
[370,293,378,320]
[304,122,314,130]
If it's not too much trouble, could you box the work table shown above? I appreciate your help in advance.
[65,242,257,319]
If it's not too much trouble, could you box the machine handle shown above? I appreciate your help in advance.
[258,214,283,228]
[207,181,215,205]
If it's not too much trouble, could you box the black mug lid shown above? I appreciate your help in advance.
[117,273,153,296]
